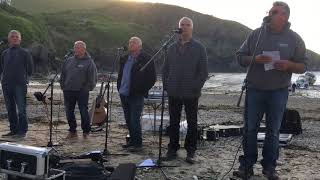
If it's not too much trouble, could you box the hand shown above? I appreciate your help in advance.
[255,54,272,64]
[274,60,292,72]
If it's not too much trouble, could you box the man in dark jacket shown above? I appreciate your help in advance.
[60,41,97,139]
[233,2,307,179]
[162,17,208,164]
[0,30,33,138]
[117,36,156,152]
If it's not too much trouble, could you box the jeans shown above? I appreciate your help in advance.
[2,84,28,134]
[167,96,199,154]
[240,87,288,172]
[63,90,91,133]
[120,95,144,146]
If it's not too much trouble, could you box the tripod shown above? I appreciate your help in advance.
[34,51,73,147]
[34,72,59,147]
[139,31,179,180]
[236,22,267,179]
[102,48,128,157]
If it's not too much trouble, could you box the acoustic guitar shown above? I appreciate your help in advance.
[89,82,108,126]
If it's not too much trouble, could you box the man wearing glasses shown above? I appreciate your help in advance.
[233,2,307,179]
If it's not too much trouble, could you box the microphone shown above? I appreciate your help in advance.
[172,28,183,34]
[263,16,271,24]
[0,39,8,45]
[117,46,127,51]
[64,49,74,59]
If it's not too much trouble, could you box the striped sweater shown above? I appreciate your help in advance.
[162,39,208,98]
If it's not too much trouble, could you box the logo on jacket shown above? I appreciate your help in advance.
[279,43,288,48]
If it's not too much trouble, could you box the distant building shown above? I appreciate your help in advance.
[0,0,11,5]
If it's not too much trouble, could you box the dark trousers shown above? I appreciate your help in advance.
[63,90,91,133]
[120,95,144,146]
[2,84,28,134]
[168,96,199,154]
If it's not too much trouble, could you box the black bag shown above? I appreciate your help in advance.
[281,109,302,135]
[60,162,108,180]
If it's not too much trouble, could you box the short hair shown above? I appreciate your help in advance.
[129,37,142,47]
[273,1,290,17]
[8,30,21,40]
[179,17,193,29]
[74,40,86,49]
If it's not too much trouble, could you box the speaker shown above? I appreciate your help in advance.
[110,163,136,180]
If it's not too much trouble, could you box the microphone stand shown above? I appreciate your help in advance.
[103,48,128,157]
[236,22,267,179]
[34,52,71,147]
[140,31,179,180]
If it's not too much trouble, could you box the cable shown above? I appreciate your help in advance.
[220,139,242,180]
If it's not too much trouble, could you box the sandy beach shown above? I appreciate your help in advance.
[0,73,320,180]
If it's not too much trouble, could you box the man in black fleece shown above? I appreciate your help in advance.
[60,41,97,139]
[0,30,33,138]
[117,37,156,152]
[162,17,208,164]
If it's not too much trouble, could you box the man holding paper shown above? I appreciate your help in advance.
[234,1,307,179]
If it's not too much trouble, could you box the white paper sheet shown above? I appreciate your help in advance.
[138,158,156,167]
[263,51,280,71]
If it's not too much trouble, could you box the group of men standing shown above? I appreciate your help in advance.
[0,1,307,179]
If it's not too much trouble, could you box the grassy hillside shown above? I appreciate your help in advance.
[12,0,114,13]
[0,3,47,45]
[8,0,320,72]
[12,0,250,71]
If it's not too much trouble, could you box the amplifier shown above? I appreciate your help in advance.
[202,125,243,141]
[0,142,62,179]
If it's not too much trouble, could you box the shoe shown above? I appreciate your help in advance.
[14,133,26,138]
[128,145,143,152]
[185,152,196,164]
[2,132,16,137]
[65,132,78,139]
[262,169,280,180]
[83,133,89,139]
[162,149,177,161]
[233,168,254,178]
[122,143,134,149]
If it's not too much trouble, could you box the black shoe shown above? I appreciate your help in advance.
[83,132,89,139]
[185,152,196,164]
[14,133,26,138]
[2,132,16,137]
[233,168,254,178]
[262,169,280,180]
[128,145,143,152]
[162,150,177,161]
[122,143,134,149]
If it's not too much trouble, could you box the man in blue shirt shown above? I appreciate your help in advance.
[117,37,156,152]
[0,30,33,138]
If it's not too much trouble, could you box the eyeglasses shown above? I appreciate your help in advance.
[269,10,279,16]
[180,23,191,27]
[267,9,287,16]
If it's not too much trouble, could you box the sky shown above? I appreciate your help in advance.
[125,0,320,54]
